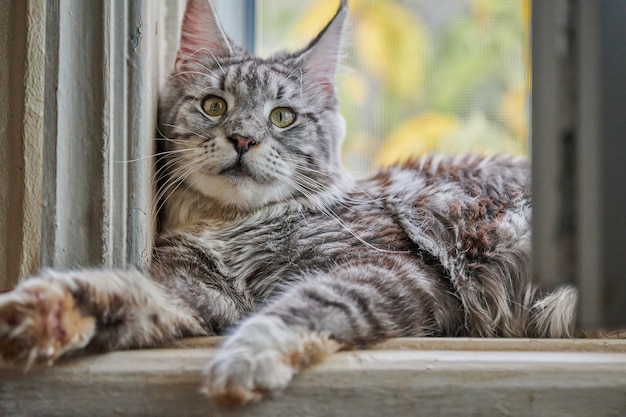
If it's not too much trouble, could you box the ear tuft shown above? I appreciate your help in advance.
[297,1,349,91]
[177,0,232,63]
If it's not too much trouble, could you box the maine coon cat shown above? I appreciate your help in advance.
[0,0,577,406]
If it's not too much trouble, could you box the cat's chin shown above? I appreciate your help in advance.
[189,170,294,211]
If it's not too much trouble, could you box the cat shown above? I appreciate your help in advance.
[0,0,578,407]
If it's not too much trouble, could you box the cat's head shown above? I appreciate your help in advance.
[158,0,349,215]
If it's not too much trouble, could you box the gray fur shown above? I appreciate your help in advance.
[154,0,574,341]
[0,0,576,396]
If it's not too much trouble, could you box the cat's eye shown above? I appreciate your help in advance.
[270,107,296,128]
[202,96,227,117]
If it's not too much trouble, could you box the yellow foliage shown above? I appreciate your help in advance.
[438,113,526,156]
[500,84,528,141]
[523,0,532,97]
[376,113,459,167]
[341,130,382,177]
[288,0,530,175]
[354,2,427,98]
[342,72,368,106]
[292,0,347,46]
[294,0,427,99]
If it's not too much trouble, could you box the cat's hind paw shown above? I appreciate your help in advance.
[201,315,339,406]
[0,277,95,367]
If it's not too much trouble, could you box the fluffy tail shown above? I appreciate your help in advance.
[530,285,578,338]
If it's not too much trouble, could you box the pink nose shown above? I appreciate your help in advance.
[228,134,258,156]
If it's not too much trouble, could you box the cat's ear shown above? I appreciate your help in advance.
[176,0,232,64]
[296,0,348,91]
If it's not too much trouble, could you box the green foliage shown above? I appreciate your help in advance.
[258,0,530,177]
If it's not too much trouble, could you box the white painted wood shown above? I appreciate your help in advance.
[2,338,626,417]
[0,0,46,289]
[18,0,46,281]
[102,0,130,268]
[0,1,26,289]
[126,0,158,267]
[40,0,60,275]
[176,336,626,352]
[41,0,157,271]
[158,0,185,86]
[50,0,107,268]
[0,2,10,288]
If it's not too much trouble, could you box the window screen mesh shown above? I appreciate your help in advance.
[256,0,529,178]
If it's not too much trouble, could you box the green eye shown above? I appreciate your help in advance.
[202,96,227,117]
[270,107,296,128]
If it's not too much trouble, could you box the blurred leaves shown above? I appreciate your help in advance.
[376,112,458,167]
[353,1,427,99]
[281,0,530,176]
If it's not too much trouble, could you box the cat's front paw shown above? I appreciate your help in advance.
[201,315,339,406]
[203,343,296,406]
[0,276,95,367]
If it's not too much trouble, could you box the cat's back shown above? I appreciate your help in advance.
[365,153,530,206]
[361,153,531,267]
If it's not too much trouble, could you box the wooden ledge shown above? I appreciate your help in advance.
[2,338,626,417]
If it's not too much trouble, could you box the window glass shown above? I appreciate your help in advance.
[256,0,530,178]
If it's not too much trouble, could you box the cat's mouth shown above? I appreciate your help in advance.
[220,161,253,180]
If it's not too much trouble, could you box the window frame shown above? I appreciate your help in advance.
[531,0,626,328]
[2,337,626,416]
[1,1,625,415]
[2,0,159,282]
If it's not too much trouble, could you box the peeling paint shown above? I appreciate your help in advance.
[131,23,143,51]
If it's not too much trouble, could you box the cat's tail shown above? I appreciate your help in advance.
[529,285,578,338]
[576,328,626,339]
[530,285,626,339]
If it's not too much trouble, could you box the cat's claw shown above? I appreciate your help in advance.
[201,315,339,406]
[0,278,95,367]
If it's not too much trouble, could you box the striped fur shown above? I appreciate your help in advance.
[0,0,578,406]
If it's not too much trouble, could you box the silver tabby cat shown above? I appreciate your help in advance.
[0,0,576,406]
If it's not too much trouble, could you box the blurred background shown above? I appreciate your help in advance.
[256,0,530,178]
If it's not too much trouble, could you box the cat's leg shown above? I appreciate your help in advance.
[203,314,341,406]
[0,268,206,366]
[203,257,453,405]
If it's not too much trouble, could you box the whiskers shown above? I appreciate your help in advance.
[159,123,214,142]
[115,147,191,164]
[152,126,208,223]
[282,155,381,207]
[153,148,210,222]
[143,129,400,254]
[279,157,404,254]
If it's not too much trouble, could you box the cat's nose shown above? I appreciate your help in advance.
[227,134,258,156]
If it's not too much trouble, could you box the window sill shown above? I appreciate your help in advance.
[2,337,626,416]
